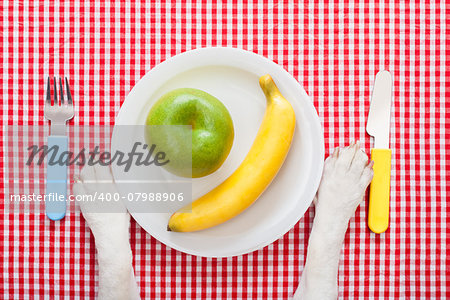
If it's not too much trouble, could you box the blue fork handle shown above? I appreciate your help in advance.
[46,135,68,221]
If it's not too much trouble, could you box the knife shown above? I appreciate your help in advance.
[366,70,392,234]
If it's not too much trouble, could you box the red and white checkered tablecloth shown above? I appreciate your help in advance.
[1,1,448,299]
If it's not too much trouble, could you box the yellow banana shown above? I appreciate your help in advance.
[167,74,296,232]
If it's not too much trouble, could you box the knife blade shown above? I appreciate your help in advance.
[366,70,392,148]
[366,70,392,234]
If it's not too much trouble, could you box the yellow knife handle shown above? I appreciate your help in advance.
[368,148,391,234]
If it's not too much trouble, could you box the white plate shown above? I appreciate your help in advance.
[112,47,324,258]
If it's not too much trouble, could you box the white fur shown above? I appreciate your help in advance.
[74,165,141,300]
[293,142,374,300]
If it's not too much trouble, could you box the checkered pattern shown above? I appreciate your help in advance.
[1,0,448,299]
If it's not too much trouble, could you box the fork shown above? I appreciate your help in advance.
[44,77,74,220]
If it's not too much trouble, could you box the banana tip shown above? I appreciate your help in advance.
[167,225,172,231]
[259,74,281,100]
[259,74,273,87]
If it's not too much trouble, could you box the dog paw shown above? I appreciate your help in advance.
[315,142,374,219]
[73,164,128,228]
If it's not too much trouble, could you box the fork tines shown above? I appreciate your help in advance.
[46,77,73,106]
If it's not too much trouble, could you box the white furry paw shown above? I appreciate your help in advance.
[74,164,128,230]
[293,142,374,300]
[73,164,141,300]
[315,142,374,221]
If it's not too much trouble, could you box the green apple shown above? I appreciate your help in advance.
[145,88,234,178]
